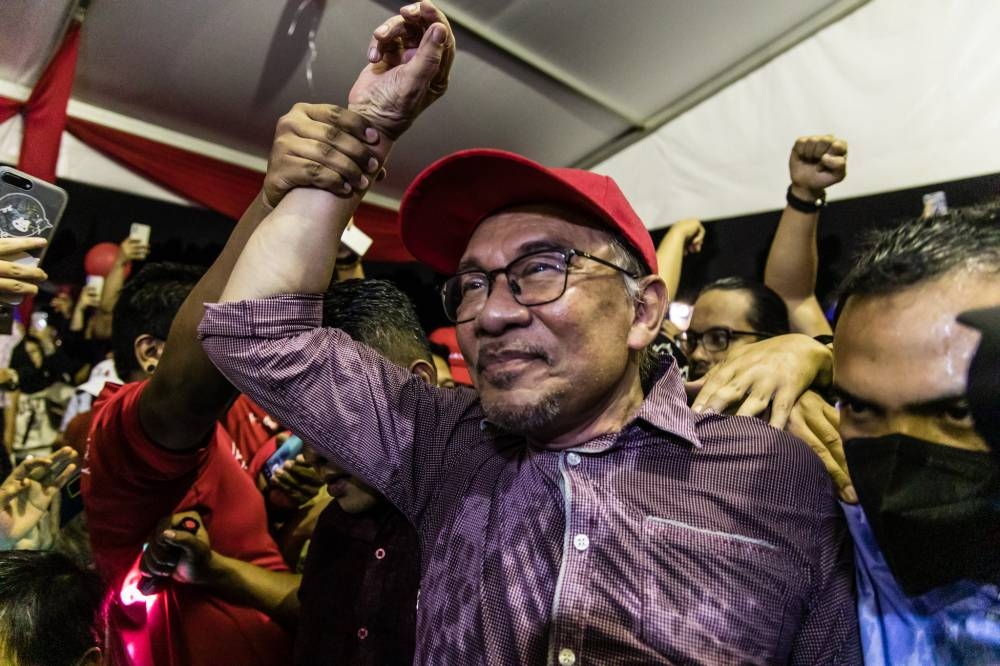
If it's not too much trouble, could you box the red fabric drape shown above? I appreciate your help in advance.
[64,118,413,263]
[66,117,264,220]
[18,21,81,183]
[0,97,20,124]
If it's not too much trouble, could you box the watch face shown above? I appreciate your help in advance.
[0,193,53,238]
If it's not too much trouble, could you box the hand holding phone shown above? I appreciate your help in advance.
[84,275,105,302]
[123,224,151,262]
[0,168,67,304]
[0,237,50,304]
[138,515,203,594]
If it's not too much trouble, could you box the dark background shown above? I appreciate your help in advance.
[39,171,1000,333]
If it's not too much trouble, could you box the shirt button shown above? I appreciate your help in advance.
[357,627,368,640]
[566,452,581,466]
[558,647,576,665]
[573,533,589,551]
[374,547,386,560]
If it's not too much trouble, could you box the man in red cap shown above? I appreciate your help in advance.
[199,2,859,662]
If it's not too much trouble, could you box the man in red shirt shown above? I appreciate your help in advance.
[81,104,383,665]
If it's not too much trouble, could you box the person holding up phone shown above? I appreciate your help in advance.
[85,233,153,342]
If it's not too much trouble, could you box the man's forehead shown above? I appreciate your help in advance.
[834,272,1000,406]
[460,204,613,263]
[691,289,754,328]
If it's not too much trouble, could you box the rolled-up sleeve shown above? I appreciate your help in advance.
[199,294,480,526]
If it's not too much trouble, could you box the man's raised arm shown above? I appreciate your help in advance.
[764,135,847,337]
[139,106,382,450]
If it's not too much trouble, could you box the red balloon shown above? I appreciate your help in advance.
[84,242,129,278]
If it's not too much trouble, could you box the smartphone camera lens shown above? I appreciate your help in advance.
[1,172,33,190]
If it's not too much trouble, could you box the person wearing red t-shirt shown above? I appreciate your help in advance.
[81,104,385,665]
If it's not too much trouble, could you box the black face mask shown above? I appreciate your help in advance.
[844,433,1000,597]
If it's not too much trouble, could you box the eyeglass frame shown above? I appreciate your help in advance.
[679,327,772,354]
[440,247,639,324]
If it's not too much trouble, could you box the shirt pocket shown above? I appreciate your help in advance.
[640,515,803,665]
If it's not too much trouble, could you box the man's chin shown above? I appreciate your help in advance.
[479,386,563,435]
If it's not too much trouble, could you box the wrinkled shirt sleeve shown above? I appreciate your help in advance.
[198,294,479,527]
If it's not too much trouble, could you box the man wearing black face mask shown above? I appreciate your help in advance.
[833,203,1000,663]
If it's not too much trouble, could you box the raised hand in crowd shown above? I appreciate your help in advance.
[70,282,102,333]
[120,236,151,262]
[0,237,48,301]
[348,0,456,140]
[656,217,705,301]
[0,446,77,549]
[263,106,386,206]
[97,235,152,319]
[788,135,848,200]
[689,333,856,500]
[764,135,848,336]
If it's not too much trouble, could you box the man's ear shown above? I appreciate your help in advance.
[409,358,437,386]
[628,275,668,351]
[75,646,102,666]
[134,334,165,374]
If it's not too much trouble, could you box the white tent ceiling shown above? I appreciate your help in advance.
[596,0,1000,227]
[3,1,997,231]
[0,0,867,218]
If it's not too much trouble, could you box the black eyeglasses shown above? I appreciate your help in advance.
[679,327,771,354]
[441,247,637,324]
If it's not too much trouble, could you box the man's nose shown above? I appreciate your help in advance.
[474,273,531,333]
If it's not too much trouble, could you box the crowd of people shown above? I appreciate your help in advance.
[1,2,998,664]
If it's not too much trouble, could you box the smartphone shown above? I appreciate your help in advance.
[130,222,151,244]
[0,167,68,304]
[85,274,105,300]
[59,469,85,527]
[263,434,304,482]
[29,311,48,331]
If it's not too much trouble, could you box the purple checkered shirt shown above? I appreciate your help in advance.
[199,295,860,665]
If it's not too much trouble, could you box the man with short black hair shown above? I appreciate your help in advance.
[832,202,1000,662]
[199,4,860,662]
[296,278,427,666]
[684,276,790,380]
[0,550,105,666]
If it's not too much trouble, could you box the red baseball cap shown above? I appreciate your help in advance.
[399,149,657,275]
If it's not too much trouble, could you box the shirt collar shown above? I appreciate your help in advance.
[631,355,702,449]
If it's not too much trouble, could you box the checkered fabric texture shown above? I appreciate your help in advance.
[200,295,861,665]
